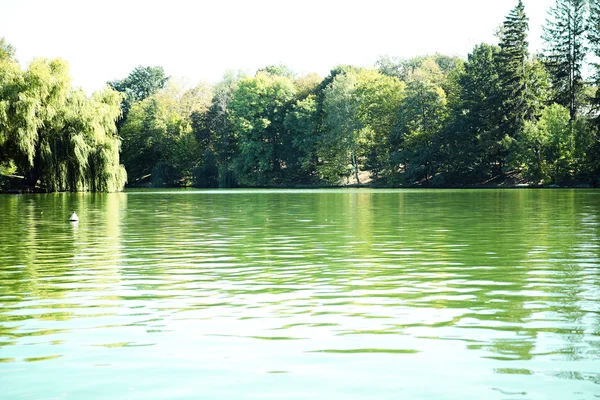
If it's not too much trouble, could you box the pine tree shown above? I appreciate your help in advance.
[588,0,600,117]
[587,0,600,181]
[543,0,588,120]
[450,44,504,180]
[496,0,530,137]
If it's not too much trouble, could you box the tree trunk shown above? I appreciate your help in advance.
[352,151,360,184]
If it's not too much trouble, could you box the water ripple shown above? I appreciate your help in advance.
[0,189,599,399]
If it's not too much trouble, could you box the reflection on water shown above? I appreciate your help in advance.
[0,189,599,399]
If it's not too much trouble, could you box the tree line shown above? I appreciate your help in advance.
[2,0,600,192]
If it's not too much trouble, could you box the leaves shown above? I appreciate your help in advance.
[228,71,297,185]
[0,54,126,191]
[543,0,588,119]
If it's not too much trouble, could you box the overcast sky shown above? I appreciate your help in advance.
[1,0,555,93]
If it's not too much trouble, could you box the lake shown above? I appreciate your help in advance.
[0,189,599,399]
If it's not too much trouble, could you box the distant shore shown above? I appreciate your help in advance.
[2,173,596,194]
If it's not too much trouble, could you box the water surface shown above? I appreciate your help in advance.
[1,189,599,399]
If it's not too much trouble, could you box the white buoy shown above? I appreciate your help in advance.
[69,212,79,222]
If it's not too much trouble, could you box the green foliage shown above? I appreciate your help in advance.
[229,71,296,186]
[109,66,169,104]
[108,66,169,124]
[447,44,503,181]
[512,104,576,183]
[313,65,360,130]
[192,149,219,188]
[0,37,16,62]
[318,69,405,184]
[0,160,16,176]
[0,49,126,192]
[445,40,551,184]
[283,94,319,182]
[72,88,127,193]
[376,55,409,80]
[496,0,530,137]
[151,161,177,187]
[319,72,360,183]
[377,54,463,81]
[7,0,600,192]
[120,82,199,183]
[588,0,600,124]
[293,73,322,100]
[180,82,213,117]
[543,0,588,119]
[257,64,295,79]
[190,71,244,187]
[389,58,448,184]
[571,118,600,181]
[524,58,552,117]
[353,70,406,180]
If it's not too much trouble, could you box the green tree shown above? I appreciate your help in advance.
[353,70,405,180]
[377,54,462,82]
[446,42,551,183]
[283,94,319,183]
[319,69,404,184]
[275,73,324,184]
[570,118,598,182]
[512,103,575,183]
[108,66,169,124]
[257,64,295,79]
[543,0,588,120]
[376,55,409,80]
[192,148,219,188]
[313,66,359,136]
[0,37,16,62]
[74,88,128,192]
[119,82,195,185]
[191,71,244,188]
[229,71,296,185]
[496,0,531,137]
[524,58,553,117]
[180,82,213,117]
[587,0,600,134]
[0,56,125,191]
[389,59,448,184]
[293,73,322,100]
[446,44,503,181]
[0,41,20,161]
[319,71,360,183]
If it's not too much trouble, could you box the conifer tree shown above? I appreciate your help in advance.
[587,0,600,180]
[543,0,588,120]
[588,0,600,118]
[496,0,530,137]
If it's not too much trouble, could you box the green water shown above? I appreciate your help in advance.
[0,189,599,399]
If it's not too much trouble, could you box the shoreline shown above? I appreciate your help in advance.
[2,182,597,194]
[2,172,597,194]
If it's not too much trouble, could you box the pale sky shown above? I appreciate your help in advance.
[1,0,555,94]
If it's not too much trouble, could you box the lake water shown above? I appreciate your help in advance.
[0,189,599,399]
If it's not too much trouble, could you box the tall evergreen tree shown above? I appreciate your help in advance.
[449,44,503,180]
[587,0,600,181]
[496,0,530,137]
[542,0,588,120]
[588,0,600,116]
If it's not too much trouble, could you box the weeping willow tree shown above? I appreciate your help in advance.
[38,86,127,192]
[0,44,126,192]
